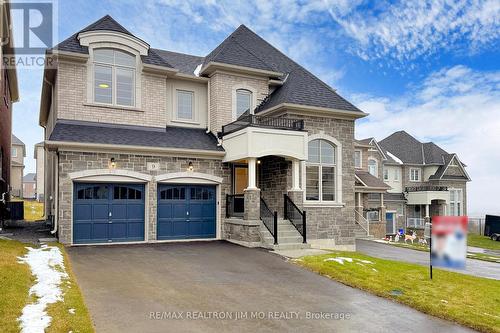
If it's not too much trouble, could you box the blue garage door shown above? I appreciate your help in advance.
[157,184,216,240]
[73,183,145,244]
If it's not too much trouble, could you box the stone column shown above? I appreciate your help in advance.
[287,190,304,210]
[244,188,260,221]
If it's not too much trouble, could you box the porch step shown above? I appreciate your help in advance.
[259,219,310,250]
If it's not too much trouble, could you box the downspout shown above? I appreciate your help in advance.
[206,78,211,134]
[50,151,59,234]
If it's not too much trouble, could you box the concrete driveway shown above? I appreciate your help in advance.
[356,239,500,280]
[67,241,474,333]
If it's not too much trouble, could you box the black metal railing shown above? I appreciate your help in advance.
[220,114,305,137]
[260,197,278,245]
[405,186,448,192]
[284,194,307,243]
[226,194,244,218]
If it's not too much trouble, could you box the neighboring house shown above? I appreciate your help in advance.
[10,134,25,198]
[0,0,20,208]
[22,173,36,199]
[34,142,45,202]
[356,131,470,237]
[39,15,367,248]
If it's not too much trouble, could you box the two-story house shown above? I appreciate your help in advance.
[0,0,19,210]
[10,134,25,198]
[39,16,367,249]
[356,131,470,237]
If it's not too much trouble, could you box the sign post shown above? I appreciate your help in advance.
[430,216,468,276]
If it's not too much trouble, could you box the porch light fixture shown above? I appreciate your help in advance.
[257,160,261,164]
[109,158,117,169]
[187,161,194,172]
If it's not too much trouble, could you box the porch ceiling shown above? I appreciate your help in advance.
[406,190,450,205]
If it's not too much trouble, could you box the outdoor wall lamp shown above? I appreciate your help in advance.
[187,161,194,172]
[109,157,117,169]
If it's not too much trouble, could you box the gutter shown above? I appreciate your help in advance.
[51,152,59,235]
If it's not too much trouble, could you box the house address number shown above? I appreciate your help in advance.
[147,162,160,171]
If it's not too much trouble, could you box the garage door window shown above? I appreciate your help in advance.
[77,185,109,200]
[160,187,186,200]
[190,187,214,200]
[113,186,142,200]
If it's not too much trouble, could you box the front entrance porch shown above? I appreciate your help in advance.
[224,155,308,249]
[405,186,449,229]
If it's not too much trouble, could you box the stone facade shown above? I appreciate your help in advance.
[281,113,357,246]
[56,151,231,244]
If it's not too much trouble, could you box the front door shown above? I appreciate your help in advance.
[157,184,216,240]
[386,212,396,234]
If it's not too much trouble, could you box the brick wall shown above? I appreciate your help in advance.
[56,63,167,128]
[0,69,12,196]
[209,72,268,133]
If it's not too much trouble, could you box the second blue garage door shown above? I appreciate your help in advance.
[157,184,216,240]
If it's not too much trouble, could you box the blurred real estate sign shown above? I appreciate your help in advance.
[431,216,468,269]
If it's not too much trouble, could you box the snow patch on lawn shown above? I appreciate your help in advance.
[324,257,353,264]
[17,244,68,333]
[68,308,75,315]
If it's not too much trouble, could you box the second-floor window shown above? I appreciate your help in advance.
[368,159,377,177]
[409,168,421,182]
[449,188,462,216]
[93,49,136,107]
[11,147,17,157]
[394,168,400,181]
[354,150,362,168]
[383,168,389,180]
[176,90,194,120]
[236,89,252,118]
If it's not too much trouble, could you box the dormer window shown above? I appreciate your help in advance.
[93,49,136,107]
[236,89,252,118]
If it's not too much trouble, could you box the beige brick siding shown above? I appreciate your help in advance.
[209,72,268,134]
[56,62,167,128]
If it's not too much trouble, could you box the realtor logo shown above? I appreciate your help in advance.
[2,0,57,68]
[8,1,54,53]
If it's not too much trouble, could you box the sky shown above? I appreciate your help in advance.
[11,0,500,216]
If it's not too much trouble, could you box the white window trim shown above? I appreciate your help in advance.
[231,84,257,121]
[86,43,142,110]
[303,133,343,205]
[394,168,400,182]
[368,158,378,177]
[11,147,17,158]
[354,149,362,169]
[383,168,389,181]
[409,167,421,182]
[175,89,195,122]
[448,188,463,216]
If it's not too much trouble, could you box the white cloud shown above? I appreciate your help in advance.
[355,65,500,216]
[327,0,500,61]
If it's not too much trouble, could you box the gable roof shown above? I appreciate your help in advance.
[12,134,24,146]
[53,17,362,115]
[23,173,36,182]
[429,154,470,181]
[379,131,425,164]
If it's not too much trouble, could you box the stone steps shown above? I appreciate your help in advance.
[259,219,310,250]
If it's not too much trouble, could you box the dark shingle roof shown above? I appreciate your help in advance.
[23,173,36,182]
[355,171,391,189]
[49,120,223,152]
[423,142,448,164]
[12,134,24,146]
[54,17,362,114]
[379,131,425,164]
[355,138,373,146]
[152,49,203,75]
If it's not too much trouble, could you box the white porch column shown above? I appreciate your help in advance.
[425,204,430,218]
[292,159,301,190]
[247,157,257,190]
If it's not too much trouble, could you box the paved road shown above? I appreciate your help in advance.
[356,239,500,280]
[68,241,474,333]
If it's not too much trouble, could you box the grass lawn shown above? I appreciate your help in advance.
[0,239,94,332]
[0,240,34,332]
[298,252,500,333]
[468,234,500,251]
[10,199,45,221]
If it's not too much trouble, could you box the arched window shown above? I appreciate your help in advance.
[306,139,336,201]
[235,89,252,118]
[368,159,378,177]
[93,49,136,106]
